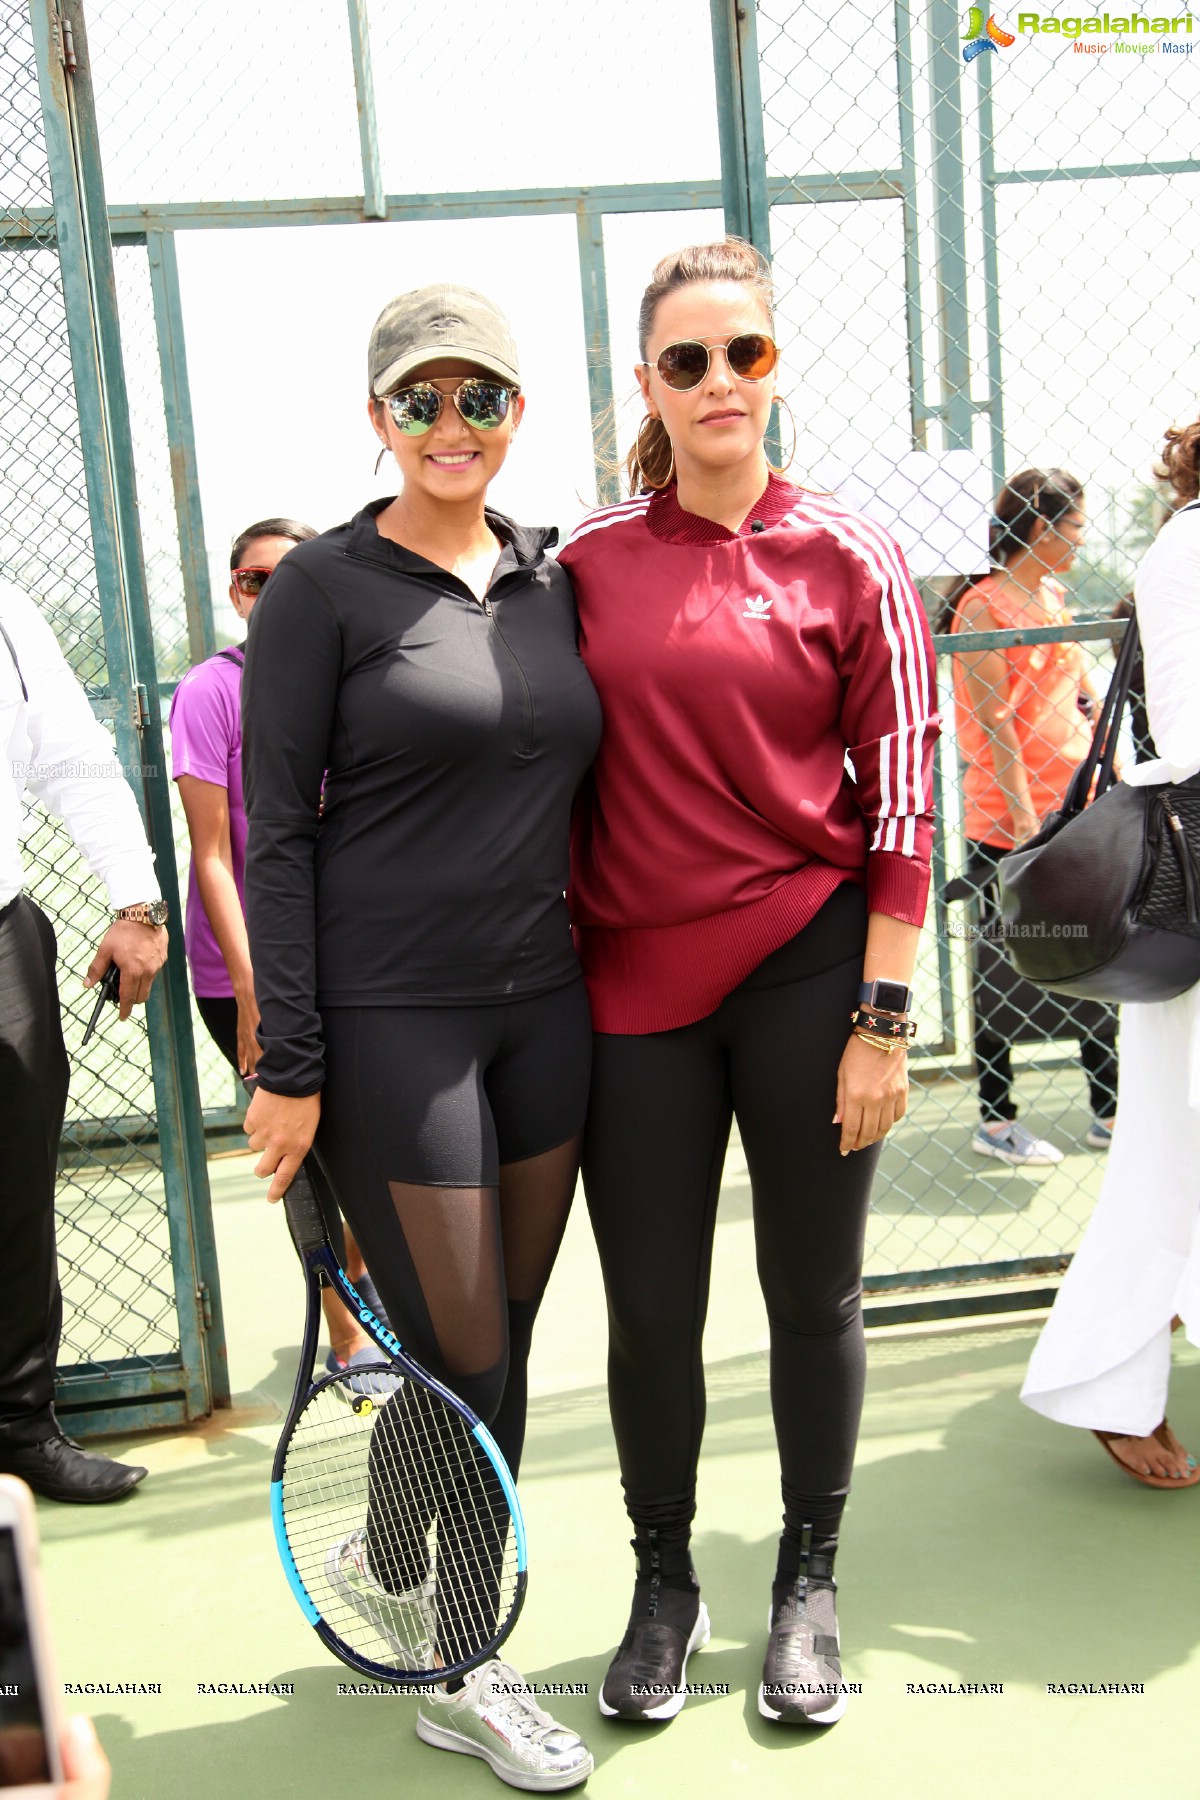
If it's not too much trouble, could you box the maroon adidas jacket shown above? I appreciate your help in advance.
[558,475,940,1034]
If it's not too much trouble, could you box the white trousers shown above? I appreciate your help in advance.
[1021,990,1200,1435]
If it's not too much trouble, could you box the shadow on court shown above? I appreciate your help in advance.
[51,1287,1200,1800]
[96,1339,1200,1799]
[526,1327,1200,1695]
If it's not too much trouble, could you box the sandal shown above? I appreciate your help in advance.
[1092,1420,1200,1489]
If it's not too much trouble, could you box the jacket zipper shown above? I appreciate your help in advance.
[344,548,536,757]
[482,594,535,758]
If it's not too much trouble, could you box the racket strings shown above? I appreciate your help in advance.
[280,1371,519,1677]
[369,1383,511,1665]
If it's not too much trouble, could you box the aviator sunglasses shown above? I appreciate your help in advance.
[232,566,273,597]
[644,332,779,392]
[384,378,519,436]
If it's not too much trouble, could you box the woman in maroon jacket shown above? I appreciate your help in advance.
[560,239,938,1729]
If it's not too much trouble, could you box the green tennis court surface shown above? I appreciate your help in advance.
[40,1150,1200,1798]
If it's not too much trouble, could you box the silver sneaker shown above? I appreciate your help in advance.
[971,1120,1063,1166]
[417,1658,594,1792]
[325,1527,436,1668]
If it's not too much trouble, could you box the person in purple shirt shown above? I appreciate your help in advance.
[170,517,385,1376]
[170,519,313,1075]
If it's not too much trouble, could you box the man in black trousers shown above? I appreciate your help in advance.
[0,579,168,1502]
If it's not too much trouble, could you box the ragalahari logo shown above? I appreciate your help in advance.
[962,7,1017,58]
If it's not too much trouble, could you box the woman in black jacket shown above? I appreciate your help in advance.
[241,286,600,1792]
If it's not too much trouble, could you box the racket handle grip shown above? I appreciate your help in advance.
[282,1162,327,1252]
[242,1076,328,1253]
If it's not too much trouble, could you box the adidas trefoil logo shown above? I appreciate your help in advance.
[742,594,774,623]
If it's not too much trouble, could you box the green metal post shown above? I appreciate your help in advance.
[710,0,748,239]
[707,0,779,463]
[346,0,386,220]
[893,0,930,452]
[576,207,618,507]
[147,228,215,665]
[708,0,772,251]
[927,0,974,450]
[68,0,229,1410]
[31,0,228,1417]
[975,52,1006,491]
[927,663,957,1054]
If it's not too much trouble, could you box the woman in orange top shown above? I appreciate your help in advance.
[945,468,1118,1165]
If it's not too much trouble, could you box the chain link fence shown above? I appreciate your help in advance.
[742,0,1198,1298]
[0,0,183,1397]
[1,0,223,1426]
[110,239,244,1125]
[10,0,1198,1316]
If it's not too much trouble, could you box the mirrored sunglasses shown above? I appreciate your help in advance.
[232,567,273,597]
[384,378,518,436]
[647,333,779,392]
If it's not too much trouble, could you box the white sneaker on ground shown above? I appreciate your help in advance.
[971,1121,1063,1166]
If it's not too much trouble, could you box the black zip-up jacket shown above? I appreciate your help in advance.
[241,500,602,1096]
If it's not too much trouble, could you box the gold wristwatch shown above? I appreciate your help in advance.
[113,900,169,927]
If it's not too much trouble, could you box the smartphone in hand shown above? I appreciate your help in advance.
[0,1476,65,1793]
[81,965,121,1047]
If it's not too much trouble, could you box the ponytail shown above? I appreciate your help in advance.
[625,417,675,495]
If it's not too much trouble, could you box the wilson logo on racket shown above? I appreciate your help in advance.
[353,1301,403,1358]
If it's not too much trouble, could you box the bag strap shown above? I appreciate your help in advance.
[1062,500,1200,816]
[215,642,246,667]
[1068,500,1200,808]
[1059,613,1140,820]
[0,617,28,702]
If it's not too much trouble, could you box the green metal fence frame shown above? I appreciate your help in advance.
[13,0,1193,1324]
[6,0,1198,670]
[26,0,227,1432]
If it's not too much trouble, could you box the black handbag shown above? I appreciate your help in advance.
[996,609,1200,1003]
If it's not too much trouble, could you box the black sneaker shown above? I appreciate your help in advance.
[758,1572,846,1725]
[599,1580,710,1722]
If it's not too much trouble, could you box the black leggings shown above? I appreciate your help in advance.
[197,993,349,1264]
[312,978,591,1481]
[582,884,878,1555]
[195,994,240,1073]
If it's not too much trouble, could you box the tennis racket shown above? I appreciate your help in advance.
[268,1149,527,1684]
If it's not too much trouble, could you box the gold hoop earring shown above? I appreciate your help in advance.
[766,395,797,478]
[374,444,389,476]
[632,415,675,493]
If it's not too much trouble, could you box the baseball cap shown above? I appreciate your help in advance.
[368,284,520,396]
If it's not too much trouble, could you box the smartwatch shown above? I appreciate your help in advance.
[858,978,912,1015]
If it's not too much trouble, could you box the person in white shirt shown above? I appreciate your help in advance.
[1021,420,1200,1487]
[0,578,168,1503]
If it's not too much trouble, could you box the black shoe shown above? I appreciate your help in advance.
[758,1571,846,1725]
[0,1432,147,1504]
[599,1578,710,1722]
